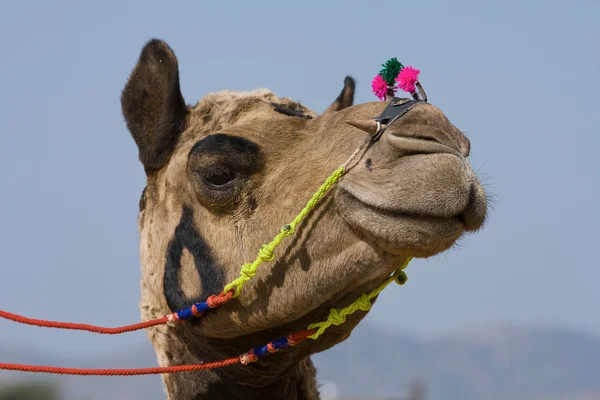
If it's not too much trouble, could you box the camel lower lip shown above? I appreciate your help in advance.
[337,188,463,226]
[336,187,467,257]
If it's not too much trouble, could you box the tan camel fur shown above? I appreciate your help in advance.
[120,39,487,399]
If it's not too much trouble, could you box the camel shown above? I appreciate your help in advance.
[120,39,487,399]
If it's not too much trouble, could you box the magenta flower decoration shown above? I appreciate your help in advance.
[371,74,393,101]
[396,66,420,93]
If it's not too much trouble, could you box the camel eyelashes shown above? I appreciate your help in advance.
[202,166,237,189]
[271,103,313,119]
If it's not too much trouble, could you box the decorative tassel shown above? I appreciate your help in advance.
[379,57,404,85]
[371,75,390,101]
[371,57,405,100]
[396,66,420,94]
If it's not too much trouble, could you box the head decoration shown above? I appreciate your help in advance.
[348,58,429,141]
[371,57,427,102]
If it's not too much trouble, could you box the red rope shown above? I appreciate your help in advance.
[0,358,240,376]
[0,329,317,376]
[0,309,169,334]
[0,291,237,334]
[287,329,316,344]
[206,290,234,308]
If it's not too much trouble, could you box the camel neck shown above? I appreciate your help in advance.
[165,357,319,400]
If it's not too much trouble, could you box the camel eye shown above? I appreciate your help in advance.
[203,166,236,189]
[187,134,263,210]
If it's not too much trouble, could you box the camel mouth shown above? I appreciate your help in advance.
[335,176,486,258]
[337,187,467,226]
[455,179,487,232]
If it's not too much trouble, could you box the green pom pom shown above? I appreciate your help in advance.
[379,57,404,86]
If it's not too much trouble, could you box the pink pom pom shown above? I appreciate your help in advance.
[396,66,420,93]
[371,74,392,101]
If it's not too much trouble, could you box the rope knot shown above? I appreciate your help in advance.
[258,245,275,262]
[281,224,294,235]
[167,313,179,324]
[394,270,408,285]
[327,309,346,326]
[355,293,372,311]
[239,351,259,365]
[240,263,256,280]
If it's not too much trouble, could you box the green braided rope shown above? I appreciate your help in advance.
[221,156,413,342]
[223,166,346,297]
[307,256,413,339]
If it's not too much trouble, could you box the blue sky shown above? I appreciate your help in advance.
[0,0,598,357]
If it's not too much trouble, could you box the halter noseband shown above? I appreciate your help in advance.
[371,97,425,141]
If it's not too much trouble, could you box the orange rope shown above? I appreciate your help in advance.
[0,328,316,376]
[0,309,169,334]
[0,358,240,376]
[0,291,237,334]
[0,329,316,376]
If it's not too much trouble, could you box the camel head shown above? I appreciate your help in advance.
[121,39,487,399]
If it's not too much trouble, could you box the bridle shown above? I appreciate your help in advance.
[372,97,425,141]
[0,94,429,376]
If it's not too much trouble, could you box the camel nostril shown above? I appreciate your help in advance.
[460,137,471,157]
[412,135,440,144]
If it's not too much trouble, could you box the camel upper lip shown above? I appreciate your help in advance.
[386,134,464,159]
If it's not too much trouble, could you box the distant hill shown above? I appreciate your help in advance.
[1,323,599,400]
[314,323,600,400]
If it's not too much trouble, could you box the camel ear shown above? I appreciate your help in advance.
[121,39,188,171]
[324,76,355,114]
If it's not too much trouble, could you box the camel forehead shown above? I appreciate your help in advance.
[189,88,317,131]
